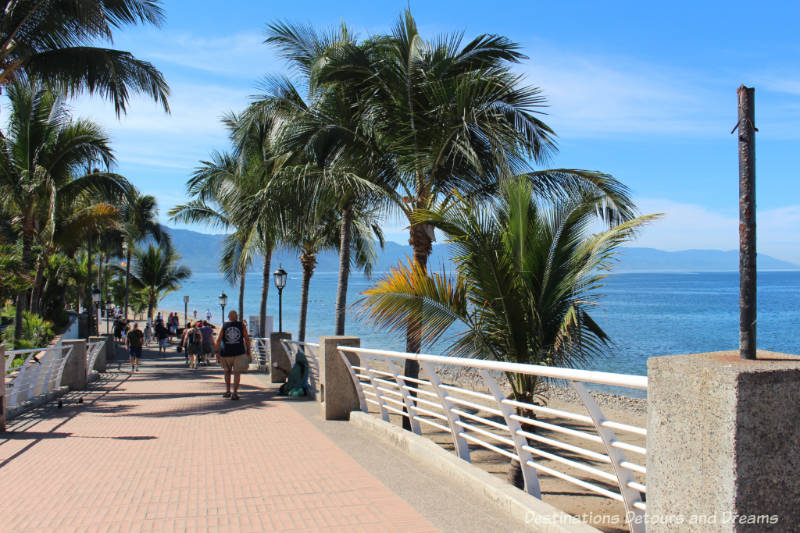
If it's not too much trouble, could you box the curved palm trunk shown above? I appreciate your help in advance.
[124,247,132,319]
[334,202,353,335]
[29,254,46,314]
[401,221,434,430]
[259,248,272,337]
[14,211,35,342]
[298,251,317,343]
[238,272,245,321]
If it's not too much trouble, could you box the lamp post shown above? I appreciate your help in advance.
[91,287,101,337]
[273,266,287,333]
[183,295,190,326]
[218,292,228,324]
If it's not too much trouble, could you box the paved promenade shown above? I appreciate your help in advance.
[0,348,438,533]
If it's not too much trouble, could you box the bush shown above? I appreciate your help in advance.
[21,311,54,347]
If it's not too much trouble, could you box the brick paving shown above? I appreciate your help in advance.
[0,349,438,533]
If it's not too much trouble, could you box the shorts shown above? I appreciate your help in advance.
[159,338,168,348]
[220,354,249,373]
[202,341,213,354]
[129,346,142,358]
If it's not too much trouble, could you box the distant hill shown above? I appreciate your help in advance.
[164,227,799,274]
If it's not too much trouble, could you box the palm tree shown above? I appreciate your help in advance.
[317,10,636,398]
[281,185,384,342]
[120,190,170,319]
[122,243,191,320]
[0,0,169,115]
[0,80,128,339]
[259,24,395,336]
[359,177,657,483]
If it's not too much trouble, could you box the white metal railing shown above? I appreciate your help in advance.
[251,337,269,366]
[4,344,74,410]
[86,341,105,377]
[338,346,647,533]
[281,340,321,398]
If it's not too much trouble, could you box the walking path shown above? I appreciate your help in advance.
[0,346,438,533]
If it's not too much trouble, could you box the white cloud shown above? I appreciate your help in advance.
[631,198,800,264]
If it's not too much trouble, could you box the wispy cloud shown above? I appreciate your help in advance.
[632,198,800,264]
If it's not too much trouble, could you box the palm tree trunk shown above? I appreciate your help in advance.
[29,254,46,314]
[259,248,272,337]
[124,247,132,319]
[334,202,353,335]
[298,251,317,343]
[238,272,245,321]
[401,221,434,430]
[14,213,35,342]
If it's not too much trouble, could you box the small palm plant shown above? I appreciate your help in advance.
[359,177,656,483]
[120,244,191,320]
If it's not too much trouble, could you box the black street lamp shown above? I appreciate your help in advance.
[91,287,101,337]
[273,266,287,332]
[183,295,190,326]
[218,292,228,324]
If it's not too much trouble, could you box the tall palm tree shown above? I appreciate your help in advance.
[0,80,127,339]
[359,177,656,482]
[0,0,170,115]
[259,24,395,336]
[122,243,191,320]
[120,190,169,319]
[317,10,636,400]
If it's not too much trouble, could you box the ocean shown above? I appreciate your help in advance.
[160,270,800,377]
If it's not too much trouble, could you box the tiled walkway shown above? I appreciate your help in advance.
[0,349,438,533]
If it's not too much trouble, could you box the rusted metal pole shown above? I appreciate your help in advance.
[737,85,757,360]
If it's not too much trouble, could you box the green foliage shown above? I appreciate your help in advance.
[0,0,170,115]
[20,312,54,347]
[359,178,658,401]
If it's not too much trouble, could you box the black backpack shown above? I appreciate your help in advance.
[188,328,203,347]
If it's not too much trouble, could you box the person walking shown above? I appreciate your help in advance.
[182,321,203,369]
[126,322,144,372]
[144,319,153,346]
[206,309,212,323]
[214,310,250,400]
[199,320,214,366]
[155,320,169,353]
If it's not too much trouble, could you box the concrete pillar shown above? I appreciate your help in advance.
[88,335,109,372]
[270,332,291,384]
[319,336,360,420]
[1,345,6,432]
[61,340,87,391]
[647,351,800,532]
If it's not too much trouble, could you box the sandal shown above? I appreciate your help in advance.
[231,394,240,401]
[222,392,231,398]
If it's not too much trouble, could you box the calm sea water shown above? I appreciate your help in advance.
[161,270,800,377]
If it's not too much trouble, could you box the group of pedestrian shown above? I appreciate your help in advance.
[118,308,251,401]
[180,319,214,369]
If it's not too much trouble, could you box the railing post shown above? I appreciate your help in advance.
[269,332,291,383]
[60,340,87,390]
[648,352,800,532]
[383,357,421,434]
[479,369,541,498]
[420,360,471,462]
[1,345,6,432]
[362,359,389,422]
[571,381,644,531]
[319,336,360,420]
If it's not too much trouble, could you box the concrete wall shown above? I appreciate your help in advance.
[647,350,800,532]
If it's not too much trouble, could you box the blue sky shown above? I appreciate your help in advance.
[36,1,800,261]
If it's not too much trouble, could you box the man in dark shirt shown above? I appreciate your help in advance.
[126,322,144,372]
[214,311,250,400]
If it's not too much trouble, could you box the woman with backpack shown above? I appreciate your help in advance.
[182,321,204,369]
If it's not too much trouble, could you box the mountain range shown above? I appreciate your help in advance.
[165,227,799,274]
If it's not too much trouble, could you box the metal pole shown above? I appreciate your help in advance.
[737,85,757,360]
[184,300,188,326]
[278,288,283,332]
